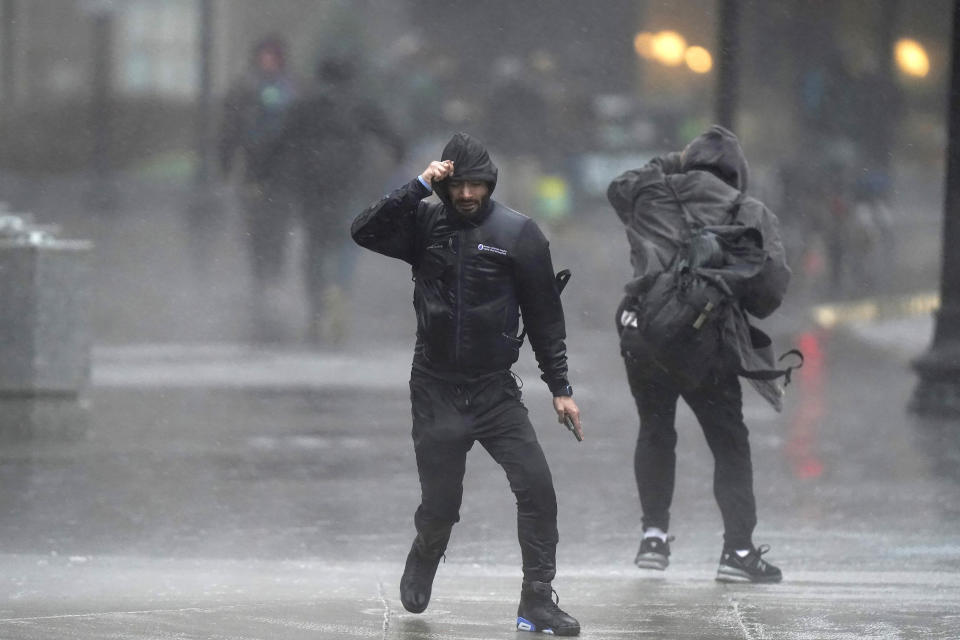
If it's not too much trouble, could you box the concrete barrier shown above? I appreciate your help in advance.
[0,213,94,396]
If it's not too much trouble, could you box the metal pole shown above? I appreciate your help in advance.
[1,0,16,164]
[92,10,111,181]
[876,0,899,173]
[715,0,740,131]
[195,0,213,185]
[184,0,221,277]
[86,5,116,211]
[910,0,960,416]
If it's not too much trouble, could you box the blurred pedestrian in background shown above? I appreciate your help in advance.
[351,133,582,636]
[276,53,405,344]
[608,126,790,584]
[483,56,550,224]
[846,170,896,293]
[218,35,299,340]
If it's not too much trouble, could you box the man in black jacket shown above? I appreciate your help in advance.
[352,132,582,636]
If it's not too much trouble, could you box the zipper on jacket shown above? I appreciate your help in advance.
[454,231,463,370]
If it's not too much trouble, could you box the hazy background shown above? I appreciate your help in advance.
[1,5,960,637]
[0,0,950,348]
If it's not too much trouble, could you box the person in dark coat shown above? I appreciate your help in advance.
[352,132,582,636]
[277,55,405,343]
[607,125,790,583]
[218,36,299,334]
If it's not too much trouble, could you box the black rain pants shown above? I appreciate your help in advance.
[409,369,559,583]
[625,358,757,550]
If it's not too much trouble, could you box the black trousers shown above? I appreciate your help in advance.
[409,370,559,583]
[241,181,296,285]
[299,193,358,318]
[624,359,757,550]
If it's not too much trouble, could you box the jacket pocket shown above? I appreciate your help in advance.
[500,303,523,347]
[415,250,448,280]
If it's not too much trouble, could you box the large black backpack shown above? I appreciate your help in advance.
[617,181,800,389]
[617,237,732,388]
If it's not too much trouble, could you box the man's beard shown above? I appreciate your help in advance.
[454,195,489,219]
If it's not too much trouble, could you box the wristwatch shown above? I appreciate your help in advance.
[553,385,574,398]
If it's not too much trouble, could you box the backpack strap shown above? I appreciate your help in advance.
[735,349,804,386]
[663,178,701,236]
[516,269,571,342]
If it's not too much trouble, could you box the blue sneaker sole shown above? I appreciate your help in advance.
[517,616,580,636]
[517,616,555,634]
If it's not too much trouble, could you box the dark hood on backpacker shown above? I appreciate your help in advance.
[434,132,499,220]
[680,125,749,192]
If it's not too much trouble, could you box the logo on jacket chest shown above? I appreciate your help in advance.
[477,243,508,256]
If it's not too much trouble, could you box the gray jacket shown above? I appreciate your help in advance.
[607,126,791,409]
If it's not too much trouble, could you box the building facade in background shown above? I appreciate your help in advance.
[0,0,952,183]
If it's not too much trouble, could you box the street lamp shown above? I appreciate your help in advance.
[894,38,930,78]
[634,32,655,59]
[685,46,713,74]
[651,30,686,67]
[634,30,713,74]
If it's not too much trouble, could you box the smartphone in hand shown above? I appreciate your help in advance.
[563,414,583,442]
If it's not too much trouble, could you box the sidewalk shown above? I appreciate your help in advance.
[839,303,936,363]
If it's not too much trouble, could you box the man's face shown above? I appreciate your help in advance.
[448,179,489,218]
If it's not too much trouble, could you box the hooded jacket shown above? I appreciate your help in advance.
[351,133,570,394]
[607,126,791,409]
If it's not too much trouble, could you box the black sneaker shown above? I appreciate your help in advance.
[635,535,674,570]
[716,544,782,583]
[516,581,580,636]
[399,539,445,613]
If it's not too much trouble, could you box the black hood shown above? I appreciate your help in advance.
[434,132,499,219]
[680,125,749,192]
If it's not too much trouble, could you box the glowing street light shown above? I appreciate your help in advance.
[634,30,712,75]
[651,30,686,67]
[634,31,655,59]
[685,46,713,73]
[895,38,930,78]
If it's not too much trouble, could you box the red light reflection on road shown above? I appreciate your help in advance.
[786,331,825,479]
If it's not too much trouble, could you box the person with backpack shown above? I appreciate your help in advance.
[607,125,792,583]
[352,132,582,635]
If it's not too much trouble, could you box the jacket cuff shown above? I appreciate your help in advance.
[411,177,432,197]
[550,381,573,397]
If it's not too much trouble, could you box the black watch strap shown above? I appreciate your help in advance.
[553,384,574,397]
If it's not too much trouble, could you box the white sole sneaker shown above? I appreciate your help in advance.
[635,553,669,570]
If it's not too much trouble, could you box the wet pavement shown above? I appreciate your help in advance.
[2,319,959,638]
[1,177,959,638]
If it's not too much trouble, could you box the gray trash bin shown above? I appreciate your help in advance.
[0,214,94,396]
